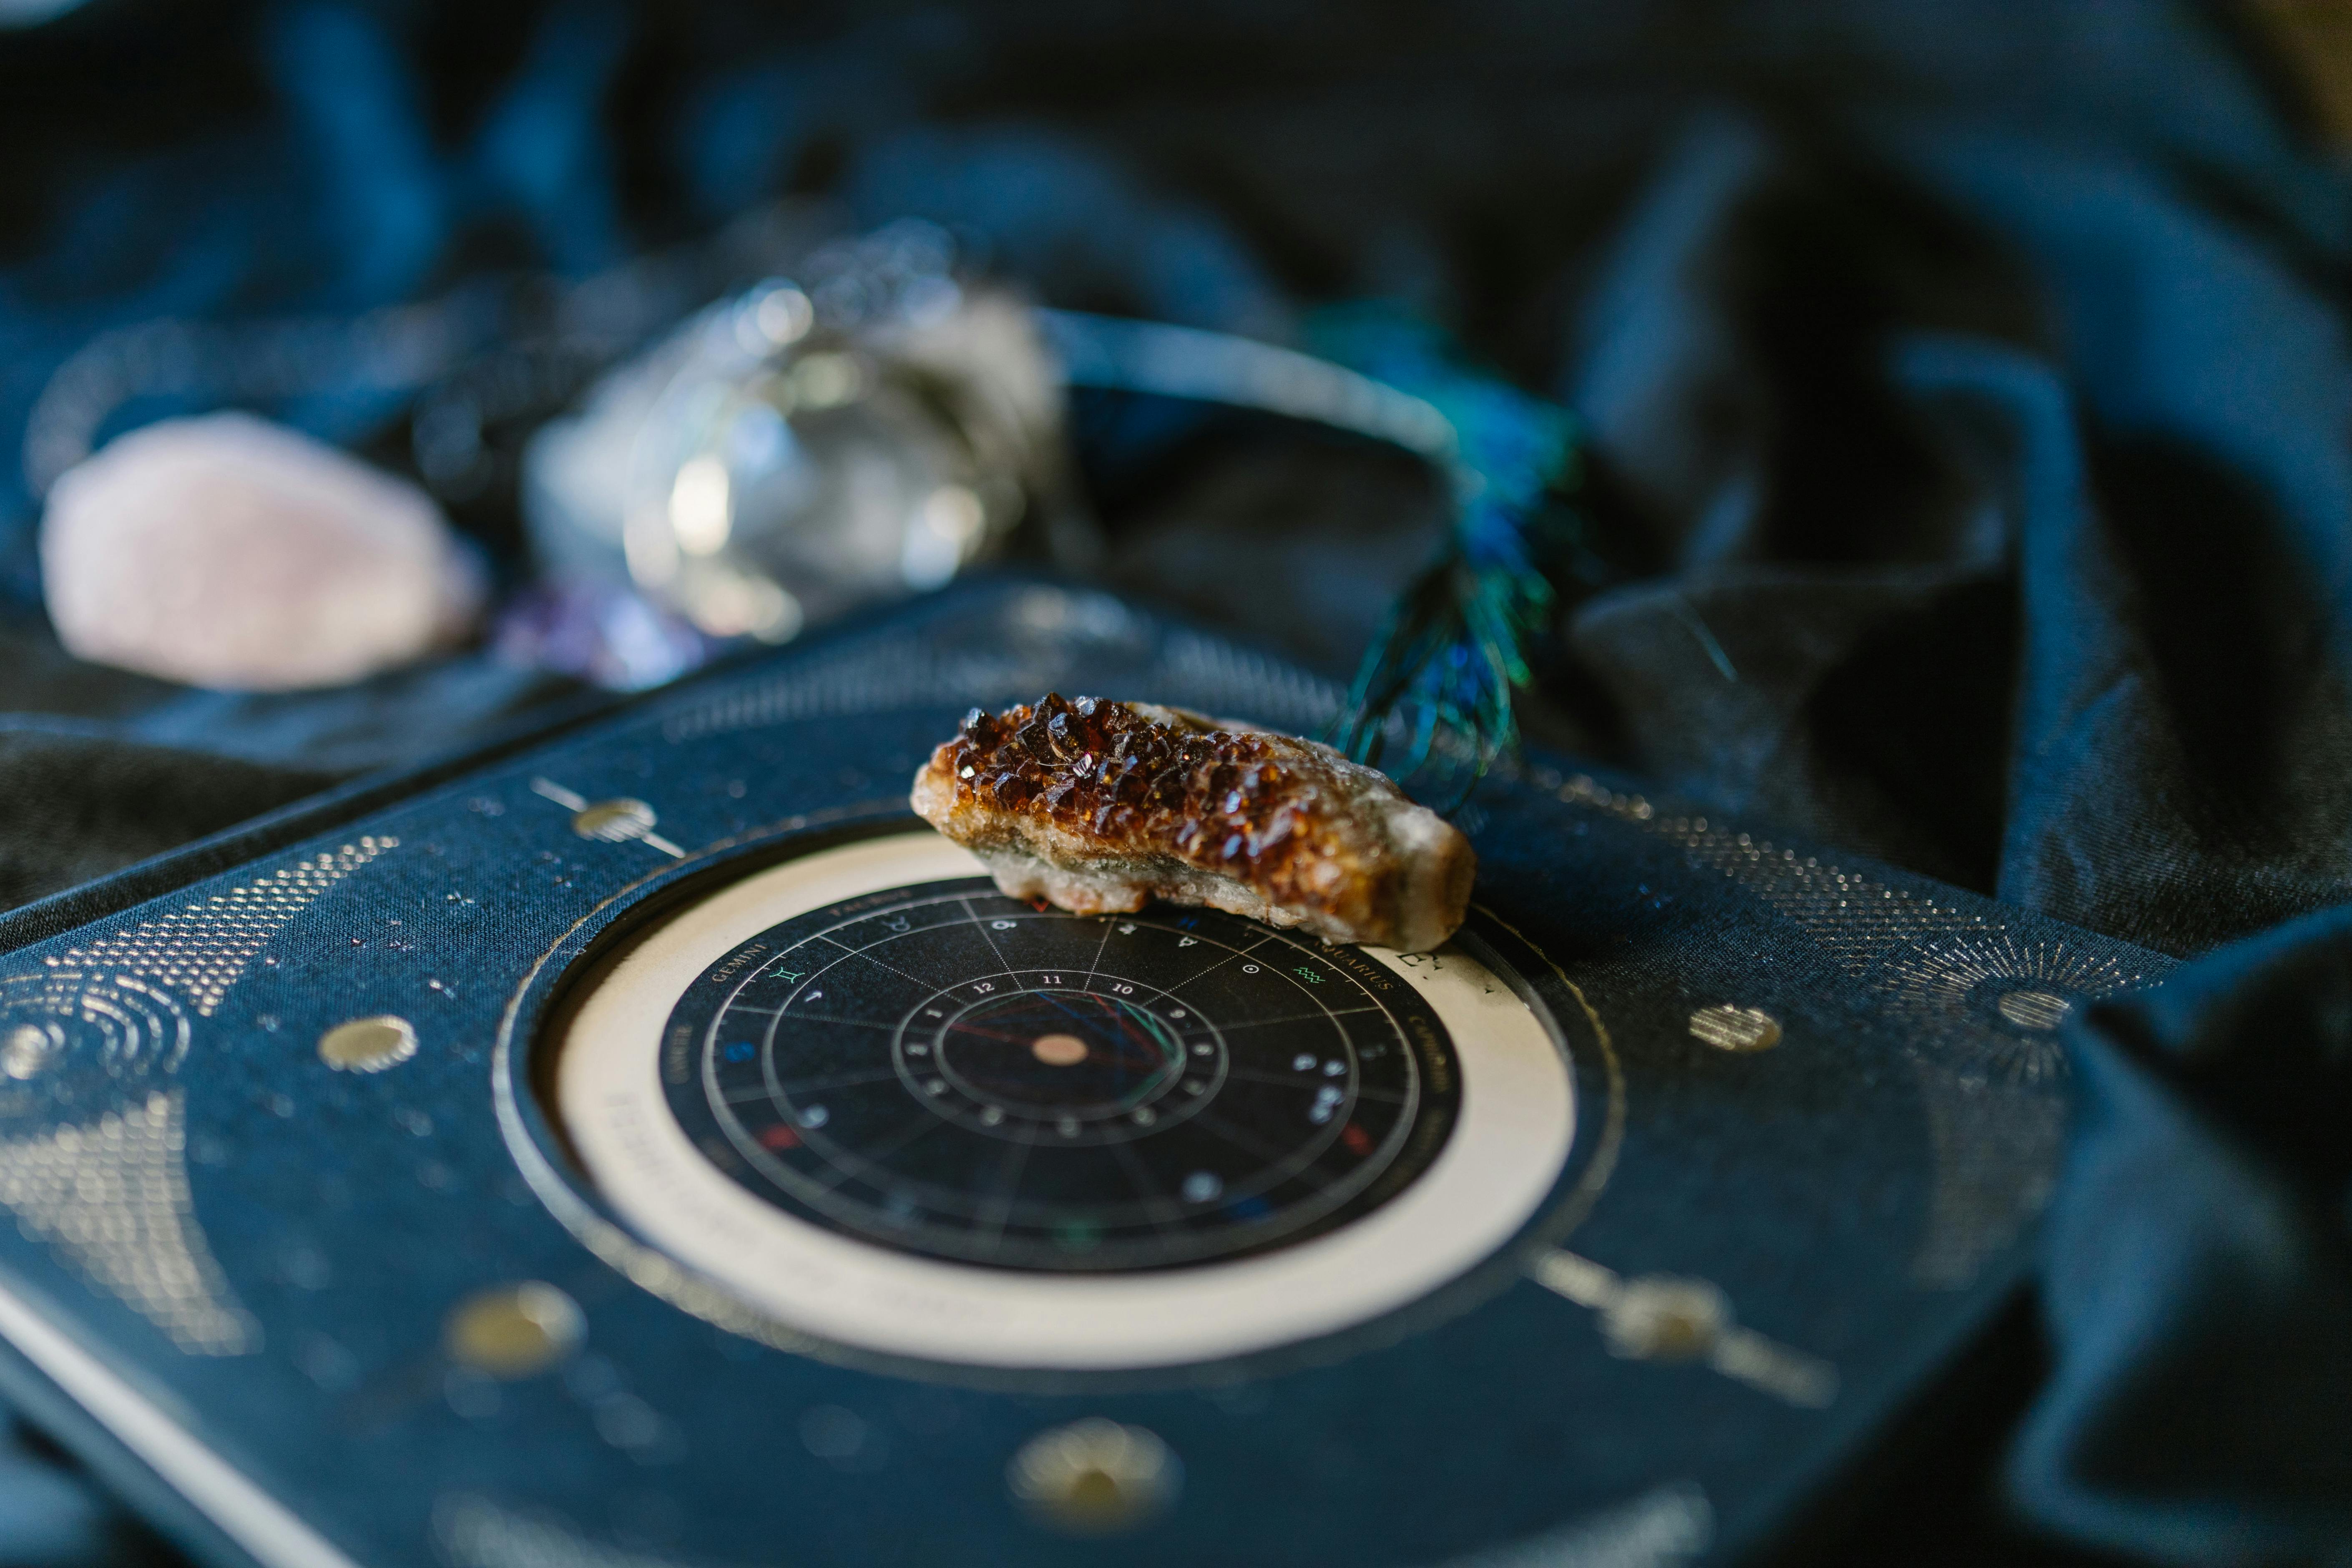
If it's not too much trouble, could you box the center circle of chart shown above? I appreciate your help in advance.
[901,977,1230,1145]
[676,886,1444,1272]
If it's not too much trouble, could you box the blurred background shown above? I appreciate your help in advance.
[1,2,2351,1563]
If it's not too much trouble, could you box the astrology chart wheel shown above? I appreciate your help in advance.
[545,829,1583,1372]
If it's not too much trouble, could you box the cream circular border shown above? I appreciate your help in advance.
[552,832,1573,1370]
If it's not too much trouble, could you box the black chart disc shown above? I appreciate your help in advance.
[659,877,1461,1271]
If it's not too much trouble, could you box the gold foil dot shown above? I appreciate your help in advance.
[1600,1277,1729,1361]
[444,1283,583,1378]
[1688,1004,1782,1053]
[317,1016,418,1073]
[571,799,657,844]
[1997,989,2074,1031]
[1,1024,58,1080]
[1008,1418,1180,1533]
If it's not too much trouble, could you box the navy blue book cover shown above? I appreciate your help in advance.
[0,581,2166,1568]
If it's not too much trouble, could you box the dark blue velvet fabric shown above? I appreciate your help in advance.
[2015,903,2352,1564]
[0,3,2348,1563]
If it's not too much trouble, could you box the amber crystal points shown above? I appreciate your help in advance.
[910,694,1474,951]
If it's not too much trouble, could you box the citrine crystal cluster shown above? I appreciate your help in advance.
[913,694,1473,951]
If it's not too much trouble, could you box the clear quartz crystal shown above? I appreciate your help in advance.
[524,224,1063,645]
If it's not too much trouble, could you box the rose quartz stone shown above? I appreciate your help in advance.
[40,413,483,690]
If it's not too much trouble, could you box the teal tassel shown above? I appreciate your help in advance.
[1039,302,1582,797]
[1308,307,1582,799]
